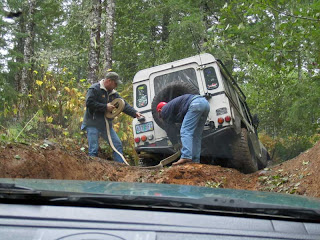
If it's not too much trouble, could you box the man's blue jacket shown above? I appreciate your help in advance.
[161,94,195,123]
[160,94,197,144]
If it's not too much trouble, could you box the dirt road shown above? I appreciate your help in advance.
[1,140,319,198]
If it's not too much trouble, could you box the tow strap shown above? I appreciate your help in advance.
[104,98,181,169]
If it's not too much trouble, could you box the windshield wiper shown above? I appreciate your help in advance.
[1,185,319,221]
[0,183,69,200]
[49,194,320,221]
[0,183,40,195]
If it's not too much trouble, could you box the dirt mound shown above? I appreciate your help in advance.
[0,140,319,198]
[256,140,320,198]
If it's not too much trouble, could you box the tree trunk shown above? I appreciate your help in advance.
[104,0,115,71]
[88,0,101,84]
[149,25,157,66]
[161,10,170,42]
[297,51,302,81]
[21,0,36,95]
[14,11,26,93]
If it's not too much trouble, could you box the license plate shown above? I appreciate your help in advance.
[135,121,154,134]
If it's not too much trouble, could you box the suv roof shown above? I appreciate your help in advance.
[133,53,217,83]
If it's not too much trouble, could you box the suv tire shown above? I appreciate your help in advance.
[258,147,270,169]
[231,128,258,174]
[151,82,199,129]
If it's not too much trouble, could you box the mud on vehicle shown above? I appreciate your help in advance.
[132,53,270,173]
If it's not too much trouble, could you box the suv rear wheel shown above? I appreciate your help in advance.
[258,147,270,169]
[231,128,258,174]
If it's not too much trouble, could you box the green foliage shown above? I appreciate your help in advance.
[273,136,314,162]
[0,66,89,142]
[258,131,319,164]
[114,0,207,82]
[242,64,320,141]
[0,75,18,122]
[0,124,21,144]
[205,181,224,188]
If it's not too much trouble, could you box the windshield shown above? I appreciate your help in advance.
[0,0,319,223]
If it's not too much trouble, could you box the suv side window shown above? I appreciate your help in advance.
[239,99,251,124]
[154,68,198,94]
[136,84,148,108]
[221,73,239,108]
[204,67,219,90]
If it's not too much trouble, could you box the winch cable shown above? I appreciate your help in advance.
[105,98,130,165]
[104,98,181,169]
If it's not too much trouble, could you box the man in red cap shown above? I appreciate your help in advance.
[157,94,210,165]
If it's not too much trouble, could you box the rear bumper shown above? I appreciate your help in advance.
[201,126,238,158]
[203,125,238,143]
[135,145,176,155]
[135,126,239,159]
[135,138,175,155]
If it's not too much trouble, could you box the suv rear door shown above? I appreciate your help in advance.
[150,64,204,97]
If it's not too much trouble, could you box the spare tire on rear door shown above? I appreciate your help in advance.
[151,81,199,129]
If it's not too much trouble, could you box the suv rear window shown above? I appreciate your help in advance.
[154,68,198,94]
[136,84,148,108]
[204,67,219,90]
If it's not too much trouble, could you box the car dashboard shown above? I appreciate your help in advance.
[1,203,320,240]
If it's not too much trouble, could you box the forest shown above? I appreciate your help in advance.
[0,0,319,163]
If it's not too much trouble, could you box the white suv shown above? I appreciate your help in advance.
[132,53,270,173]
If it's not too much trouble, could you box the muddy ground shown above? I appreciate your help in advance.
[0,140,319,198]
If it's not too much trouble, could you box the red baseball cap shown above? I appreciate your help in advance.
[157,102,167,112]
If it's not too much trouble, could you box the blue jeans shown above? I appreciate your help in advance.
[85,125,124,163]
[180,97,210,163]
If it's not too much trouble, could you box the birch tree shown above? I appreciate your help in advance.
[104,0,115,70]
[21,0,36,94]
[88,0,101,84]
[14,10,26,93]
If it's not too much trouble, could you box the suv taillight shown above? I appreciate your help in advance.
[218,117,224,124]
[141,135,147,142]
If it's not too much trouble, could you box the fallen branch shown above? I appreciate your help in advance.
[15,110,39,141]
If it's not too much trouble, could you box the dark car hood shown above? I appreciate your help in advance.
[1,178,319,210]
